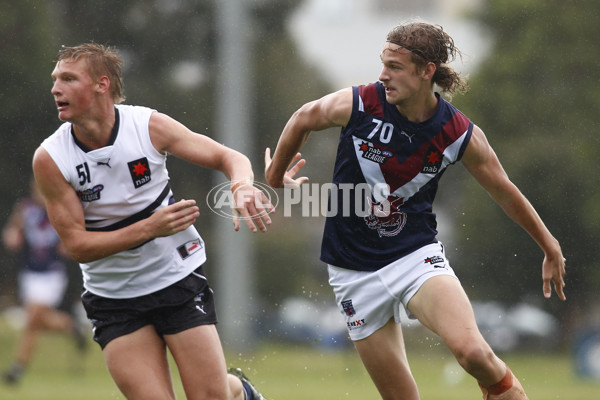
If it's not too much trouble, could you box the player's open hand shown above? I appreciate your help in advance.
[231,183,275,233]
[265,148,308,189]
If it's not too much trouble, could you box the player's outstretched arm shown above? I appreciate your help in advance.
[461,125,566,300]
[148,111,274,232]
[266,88,353,188]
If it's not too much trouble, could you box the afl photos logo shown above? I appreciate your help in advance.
[206,181,279,221]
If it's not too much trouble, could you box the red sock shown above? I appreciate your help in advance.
[479,366,514,395]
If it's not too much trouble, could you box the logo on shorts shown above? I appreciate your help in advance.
[177,238,203,259]
[342,299,367,330]
[341,299,356,317]
[194,292,207,314]
[424,255,444,265]
[347,318,367,330]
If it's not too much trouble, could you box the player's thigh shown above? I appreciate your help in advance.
[165,325,231,400]
[407,275,483,348]
[103,325,175,400]
[354,319,419,400]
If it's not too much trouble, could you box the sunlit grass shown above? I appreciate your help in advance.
[1,317,598,399]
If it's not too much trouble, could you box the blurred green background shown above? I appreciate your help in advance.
[1,0,599,398]
[0,317,599,399]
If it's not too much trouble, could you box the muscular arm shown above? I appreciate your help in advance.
[265,88,353,188]
[149,112,272,232]
[149,112,255,183]
[461,125,566,300]
[32,148,199,263]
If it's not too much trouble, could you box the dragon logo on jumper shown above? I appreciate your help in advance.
[77,184,104,202]
[422,146,443,174]
[128,157,151,189]
[364,195,407,237]
[358,142,394,165]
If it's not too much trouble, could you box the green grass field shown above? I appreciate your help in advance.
[1,318,598,399]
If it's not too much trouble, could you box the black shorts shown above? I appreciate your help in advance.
[81,266,217,349]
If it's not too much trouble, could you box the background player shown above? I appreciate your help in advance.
[2,180,85,385]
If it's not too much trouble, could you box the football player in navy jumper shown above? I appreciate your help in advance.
[266,20,566,400]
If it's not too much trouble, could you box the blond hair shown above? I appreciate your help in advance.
[56,43,125,103]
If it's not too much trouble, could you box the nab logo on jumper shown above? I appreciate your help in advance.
[422,146,443,174]
[128,157,151,189]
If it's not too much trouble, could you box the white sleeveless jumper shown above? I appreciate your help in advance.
[41,104,206,298]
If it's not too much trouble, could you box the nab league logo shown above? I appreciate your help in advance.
[77,184,104,202]
[358,141,394,165]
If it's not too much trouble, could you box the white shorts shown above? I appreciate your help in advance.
[19,270,68,308]
[328,242,458,341]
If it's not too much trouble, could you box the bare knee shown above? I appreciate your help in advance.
[25,304,47,330]
[185,380,231,400]
[452,339,497,376]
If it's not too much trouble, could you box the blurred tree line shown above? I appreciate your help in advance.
[0,0,332,311]
[0,0,597,344]
[451,0,599,334]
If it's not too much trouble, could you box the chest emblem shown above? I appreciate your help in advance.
[128,157,151,188]
[77,184,104,202]
[364,195,407,237]
[358,142,394,165]
[422,147,443,174]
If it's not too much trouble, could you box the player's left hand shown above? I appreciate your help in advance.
[231,183,275,233]
[542,253,566,301]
